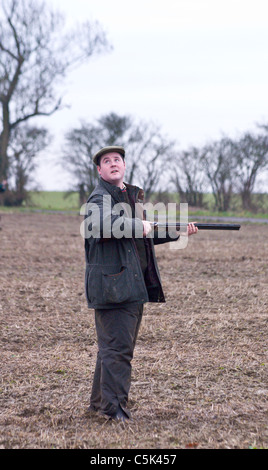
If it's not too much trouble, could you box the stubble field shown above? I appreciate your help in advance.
[0,212,267,449]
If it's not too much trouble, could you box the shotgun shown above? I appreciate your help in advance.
[150,222,241,231]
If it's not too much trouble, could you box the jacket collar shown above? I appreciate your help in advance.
[99,178,144,203]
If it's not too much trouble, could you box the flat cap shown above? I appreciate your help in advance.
[92,146,125,165]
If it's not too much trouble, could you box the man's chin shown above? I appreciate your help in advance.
[105,176,123,186]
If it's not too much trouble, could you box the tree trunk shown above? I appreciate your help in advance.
[79,183,87,206]
[241,189,252,211]
[0,101,10,180]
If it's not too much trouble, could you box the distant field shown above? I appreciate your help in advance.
[0,191,267,219]
[26,191,80,211]
[27,191,268,219]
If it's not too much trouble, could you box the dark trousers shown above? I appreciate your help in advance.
[90,304,144,417]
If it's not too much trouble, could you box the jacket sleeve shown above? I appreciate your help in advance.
[84,193,144,240]
[152,228,180,245]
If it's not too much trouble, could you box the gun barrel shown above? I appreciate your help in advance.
[151,222,241,231]
[195,223,240,230]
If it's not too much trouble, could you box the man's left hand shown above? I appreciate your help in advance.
[187,222,198,236]
[178,222,198,236]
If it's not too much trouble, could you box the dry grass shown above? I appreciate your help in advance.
[0,213,267,449]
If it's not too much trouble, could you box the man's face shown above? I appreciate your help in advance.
[97,152,126,187]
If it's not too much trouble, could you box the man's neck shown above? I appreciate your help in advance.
[101,177,125,189]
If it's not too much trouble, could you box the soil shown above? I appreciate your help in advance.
[0,212,267,449]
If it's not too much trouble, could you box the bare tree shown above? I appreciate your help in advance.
[0,0,110,199]
[126,121,175,199]
[231,131,268,210]
[62,113,175,204]
[6,124,50,205]
[170,146,205,207]
[201,137,235,212]
[62,122,102,205]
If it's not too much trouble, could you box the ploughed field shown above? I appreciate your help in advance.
[0,213,267,449]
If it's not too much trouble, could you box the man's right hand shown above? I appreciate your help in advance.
[142,221,152,237]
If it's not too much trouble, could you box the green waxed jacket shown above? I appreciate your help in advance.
[84,178,179,309]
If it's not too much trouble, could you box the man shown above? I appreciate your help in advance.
[84,146,198,422]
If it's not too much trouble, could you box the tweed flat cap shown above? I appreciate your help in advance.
[92,146,125,165]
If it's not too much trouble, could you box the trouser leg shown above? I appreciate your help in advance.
[90,304,143,417]
[133,304,143,348]
[89,351,102,411]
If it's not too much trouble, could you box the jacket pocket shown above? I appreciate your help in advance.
[102,266,132,304]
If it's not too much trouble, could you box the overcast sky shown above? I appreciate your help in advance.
[35,0,268,190]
